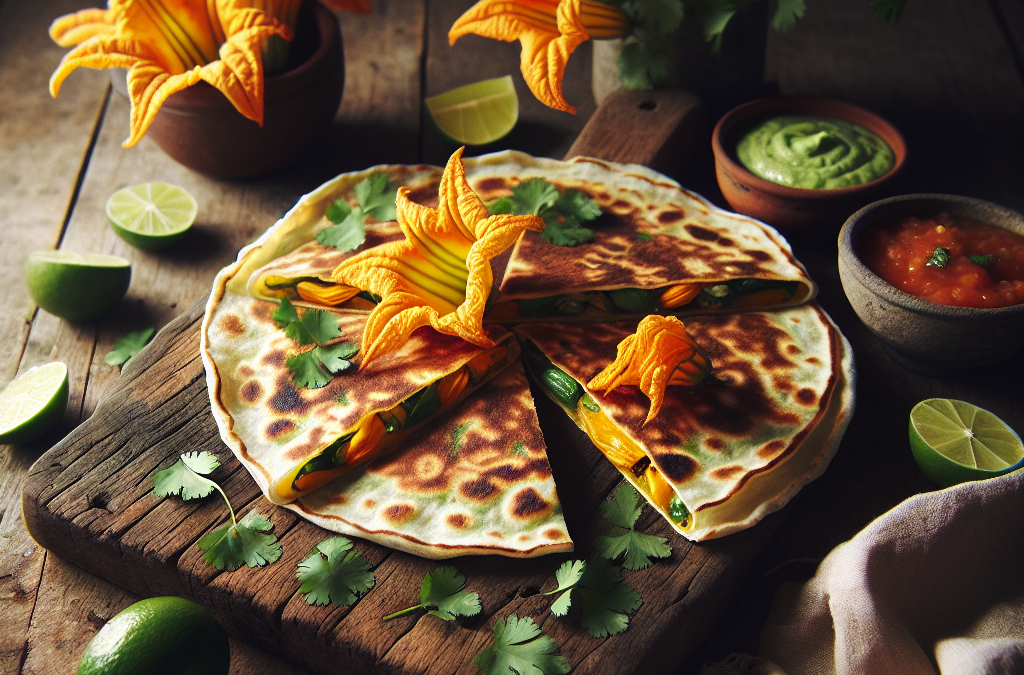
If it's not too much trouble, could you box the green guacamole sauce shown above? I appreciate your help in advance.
[736,115,895,189]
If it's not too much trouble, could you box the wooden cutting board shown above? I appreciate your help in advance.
[22,89,787,675]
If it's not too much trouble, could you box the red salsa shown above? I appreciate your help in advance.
[861,212,1024,308]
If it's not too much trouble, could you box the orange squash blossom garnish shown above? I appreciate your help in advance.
[331,147,545,366]
[588,315,713,424]
[449,0,628,114]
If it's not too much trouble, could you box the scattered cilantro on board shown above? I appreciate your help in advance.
[273,297,358,388]
[475,615,570,675]
[383,566,481,621]
[594,483,672,570]
[487,178,601,247]
[153,452,282,571]
[296,537,376,607]
[105,327,155,368]
[317,173,398,252]
[543,558,642,638]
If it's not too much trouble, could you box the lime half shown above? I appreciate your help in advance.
[909,398,1024,488]
[106,182,197,251]
[0,362,68,445]
[425,75,519,146]
[25,250,131,322]
[78,596,229,675]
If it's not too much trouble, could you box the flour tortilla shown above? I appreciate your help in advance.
[514,304,854,541]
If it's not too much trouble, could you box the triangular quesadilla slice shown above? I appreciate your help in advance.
[287,360,574,558]
[514,304,854,541]
[203,289,517,505]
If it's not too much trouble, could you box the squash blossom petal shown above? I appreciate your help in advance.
[588,315,713,424]
[449,0,627,114]
[48,0,293,147]
[331,147,545,366]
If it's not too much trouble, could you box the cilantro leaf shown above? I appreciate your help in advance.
[286,351,334,389]
[487,178,602,248]
[274,298,357,388]
[631,0,683,33]
[871,0,905,23]
[353,173,398,222]
[544,560,586,617]
[272,296,301,328]
[383,566,481,621]
[317,342,359,374]
[152,451,221,500]
[594,484,671,570]
[574,558,643,638]
[542,222,595,248]
[772,0,806,32]
[698,7,737,53]
[296,536,376,606]
[317,173,397,252]
[618,37,676,90]
[105,327,155,368]
[198,511,283,571]
[475,615,570,675]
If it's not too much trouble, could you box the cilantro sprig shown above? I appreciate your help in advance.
[105,327,155,368]
[594,483,672,570]
[273,297,358,388]
[317,173,398,252]
[544,558,642,638]
[383,566,481,621]
[153,452,282,571]
[296,537,376,606]
[488,178,602,247]
[475,615,571,675]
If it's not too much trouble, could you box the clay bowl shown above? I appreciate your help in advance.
[839,194,1024,374]
[712,97,906,232]
[144,1,344,179]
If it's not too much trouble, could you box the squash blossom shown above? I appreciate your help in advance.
[47,0,369,147]
[330,147,545,366]
[588,315,713,424]
[449,0,628,114]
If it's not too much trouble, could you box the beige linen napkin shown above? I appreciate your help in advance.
[708,468,1024,675]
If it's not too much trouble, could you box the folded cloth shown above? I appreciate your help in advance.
[709,469,1024,675]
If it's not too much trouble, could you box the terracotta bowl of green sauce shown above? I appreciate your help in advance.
[839,194,1024,375]
[712,97,907,232]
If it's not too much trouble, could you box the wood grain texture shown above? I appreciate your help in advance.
[21,91,769,675]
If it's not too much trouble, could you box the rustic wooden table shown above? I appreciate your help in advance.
[1,0,1021,673]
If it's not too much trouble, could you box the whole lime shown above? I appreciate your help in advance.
[25,251,131,322]
[77,596,230,675]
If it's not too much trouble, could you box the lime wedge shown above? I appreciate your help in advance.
[909,398,1024,487]
[0,362,69,445]
[106,182,197,251]
[25,250,131,322]
[425,75,519,146]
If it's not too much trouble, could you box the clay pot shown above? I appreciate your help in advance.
[712,97,906,233]
[838,194,1024,374]
[145,1,344,179]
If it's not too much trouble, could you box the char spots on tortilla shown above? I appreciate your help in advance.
[711,465,744,480]
[446,513,471,529]
[266,419,296,439]
[364,499,376,508]
[773,376,794,391]
[241,380,264,403]
[544,528,566,540]
[685,224,719,241]
[460,478,498,501]
[757,439,788,459]
[746,250,772,262]
[705,437,725,451]
[658,210,685,224]
[383,504,415,523]
[796,388,818,405]
[655,453,698,483]
[511,488,550,519]
[218,314,246,336]
[330,495,348,505]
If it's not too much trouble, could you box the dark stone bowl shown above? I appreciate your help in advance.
[838,194,1024,374]
[712,97,906,233]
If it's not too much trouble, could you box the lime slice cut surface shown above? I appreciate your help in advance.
[909,398,1024,487]
[106,182,197,251]
[0,362,69,445]
[425,75,519,146]
[25,250,131,322]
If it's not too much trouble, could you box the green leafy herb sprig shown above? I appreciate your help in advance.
[273,297,358,389]
[153,452,282,571]
[609,0,905,90]
[296,537,376,606]
[594,484,672,570]
[475,615,571,675]
[488,178,602,247]
[105,327,155,368]
[544,558,643,638]
[383,566,481,621]
[926,246,951,268]
[317,173,398,252]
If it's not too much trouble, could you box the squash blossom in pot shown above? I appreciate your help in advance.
[449,0,628,114]
[47,0,370,147]
[588,314,713,424]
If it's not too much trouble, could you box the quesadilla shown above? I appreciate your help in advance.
[514,304,854,541]
[287,361,574,558]
[241,152,816,322]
